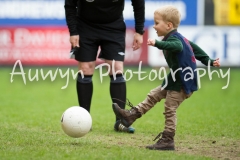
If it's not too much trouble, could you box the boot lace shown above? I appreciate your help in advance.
[153,132,164,143]
[112,98,134,108]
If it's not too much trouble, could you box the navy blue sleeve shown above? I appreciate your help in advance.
[64,0,78,36]
[131,0,145,34]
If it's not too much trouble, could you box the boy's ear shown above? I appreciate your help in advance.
[167,22,173,29]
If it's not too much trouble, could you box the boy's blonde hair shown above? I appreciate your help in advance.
[154,5,181,28]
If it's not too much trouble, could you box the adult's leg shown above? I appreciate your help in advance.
[76,61,95,113]
[105,60,135,133]
[105,60,125,121]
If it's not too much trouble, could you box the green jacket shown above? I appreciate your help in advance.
[154,29,214,93]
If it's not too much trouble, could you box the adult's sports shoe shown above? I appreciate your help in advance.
[112,103,142,127]
[114,120,135,133]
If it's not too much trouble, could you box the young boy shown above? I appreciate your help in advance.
[112,5,220,150]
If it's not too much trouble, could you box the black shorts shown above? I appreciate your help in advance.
[75,18,126,62]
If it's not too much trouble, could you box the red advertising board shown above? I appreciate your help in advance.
[0,27,148,66]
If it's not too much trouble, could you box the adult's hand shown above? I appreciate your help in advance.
[70,35,80,48]
[132,33,143,51]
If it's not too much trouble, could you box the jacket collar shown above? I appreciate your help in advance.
[162,29,178,41]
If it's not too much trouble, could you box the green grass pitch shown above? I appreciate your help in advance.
[0,66,239,160]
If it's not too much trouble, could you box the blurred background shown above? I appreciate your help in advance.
[0,0,239,67]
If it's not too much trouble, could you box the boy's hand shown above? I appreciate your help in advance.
[147,39,155,46]
[213,58,220,67]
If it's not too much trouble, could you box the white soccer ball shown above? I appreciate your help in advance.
[61,106,92,138]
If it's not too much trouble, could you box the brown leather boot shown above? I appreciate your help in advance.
[112,103,142,127]
[146,131,175,150]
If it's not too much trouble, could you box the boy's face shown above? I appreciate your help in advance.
[153,13,171,37]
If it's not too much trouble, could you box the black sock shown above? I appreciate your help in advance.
[76,74,93,113]
[110,74,126,121]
